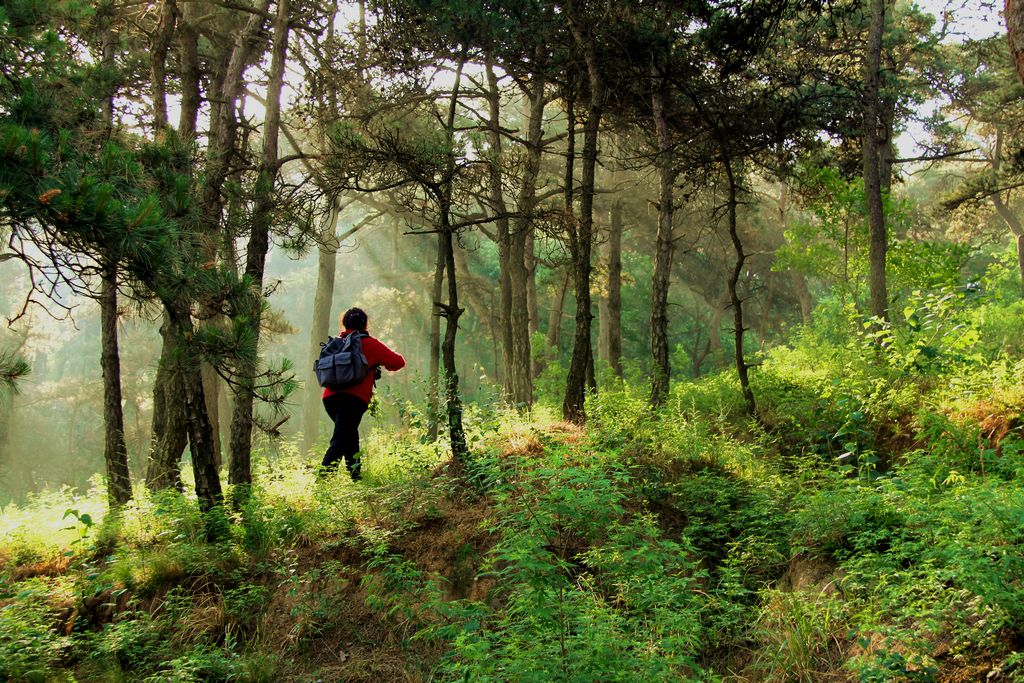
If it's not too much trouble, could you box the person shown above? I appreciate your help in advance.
[321,307,405,480]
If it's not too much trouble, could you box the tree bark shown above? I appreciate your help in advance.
[990,130,1024,300]
[507,73,546,408]
[526,228,540,339]
[150,0,177,131]
[439,218,468,463]
[176,1,201,141]
[547,268,570,352]
[598,235,610,367]
[562,18,603,423]
[427,234,444,441]
[1008,0,1024,86]
[722,157,756,417]
[439,58,468,463]
[144,0,201,490]
[606,200,623,377]
[484,60,516,403]
[863,0,888,321]
[792,271,813,323]
[100,265,132,507]
[228,0,289,489]
[301,200,340,454]
[166,297,223,514]
[146,313,188,490]
[650,73,675,407]
[96,4,131,508]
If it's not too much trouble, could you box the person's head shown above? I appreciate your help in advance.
[341,307,368,332]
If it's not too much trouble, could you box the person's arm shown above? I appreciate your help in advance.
[366,337,406,372]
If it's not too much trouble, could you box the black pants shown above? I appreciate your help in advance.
[321,392,368,480]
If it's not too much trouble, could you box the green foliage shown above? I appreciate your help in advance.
[434,448,710,681]
[0,351,29,396]
[145,644,247,682]
[87,610,173,675]
[0,579,72,681]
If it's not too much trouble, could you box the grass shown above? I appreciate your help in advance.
[1,327,1024,681]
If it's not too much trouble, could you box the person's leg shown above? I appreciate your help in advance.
[320,395,344,472]
[334,393,368,480]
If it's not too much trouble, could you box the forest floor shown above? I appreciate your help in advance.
[3,346,1024,681]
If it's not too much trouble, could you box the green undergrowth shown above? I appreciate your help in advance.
[2,298,1024,681]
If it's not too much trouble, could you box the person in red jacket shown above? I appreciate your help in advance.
[321,307,405,480]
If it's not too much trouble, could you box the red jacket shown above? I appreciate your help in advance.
[322,331,405,404]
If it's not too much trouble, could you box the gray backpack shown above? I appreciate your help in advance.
[314,332,369,388]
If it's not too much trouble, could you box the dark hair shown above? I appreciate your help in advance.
[342,307,368,331]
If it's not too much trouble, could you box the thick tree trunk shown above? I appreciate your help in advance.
[100,266,132,507]
[176,2,201,140]
[150,0,177,130]
[166,297,222,514]
[650,76,675,407]
[863,0,888,321]
[484,60,516,403]
[563,18,604,423]
[722,158,756,417]
[144,0,202,490]
[507,74,546,408]
[228,0,289,489]
[202,366,222,470]
[302,202,340,454]
[1008,0,1024,86]
[146,313,188,490]
[992,195,1024,300]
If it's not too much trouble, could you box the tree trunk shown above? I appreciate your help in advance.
[598,243,610,367]
[302,201,340,454]
[440,58,468,463]
[1008,0,1024,86]
[440,220,468,463]
[723,157,756,417]
[176,1,201,140]
[691,317,710,378]
[863,0,888,321]
[546,268,570,352]
[606,199,623,377]
[146,313,188,490]
[650,75,675,407]
[100,265,132,507]
[427,234,444,441]
[484,60,515,403]
[228,0,289,489]
[990,130,1024,300]
[547,89,574,368]
[563,18,604,423]
[150,0,177,131]
[202,366,222,470]
[792,270,813,323]
[526,228,540,370]
[507,73,546,408]
[167,299,222,515]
